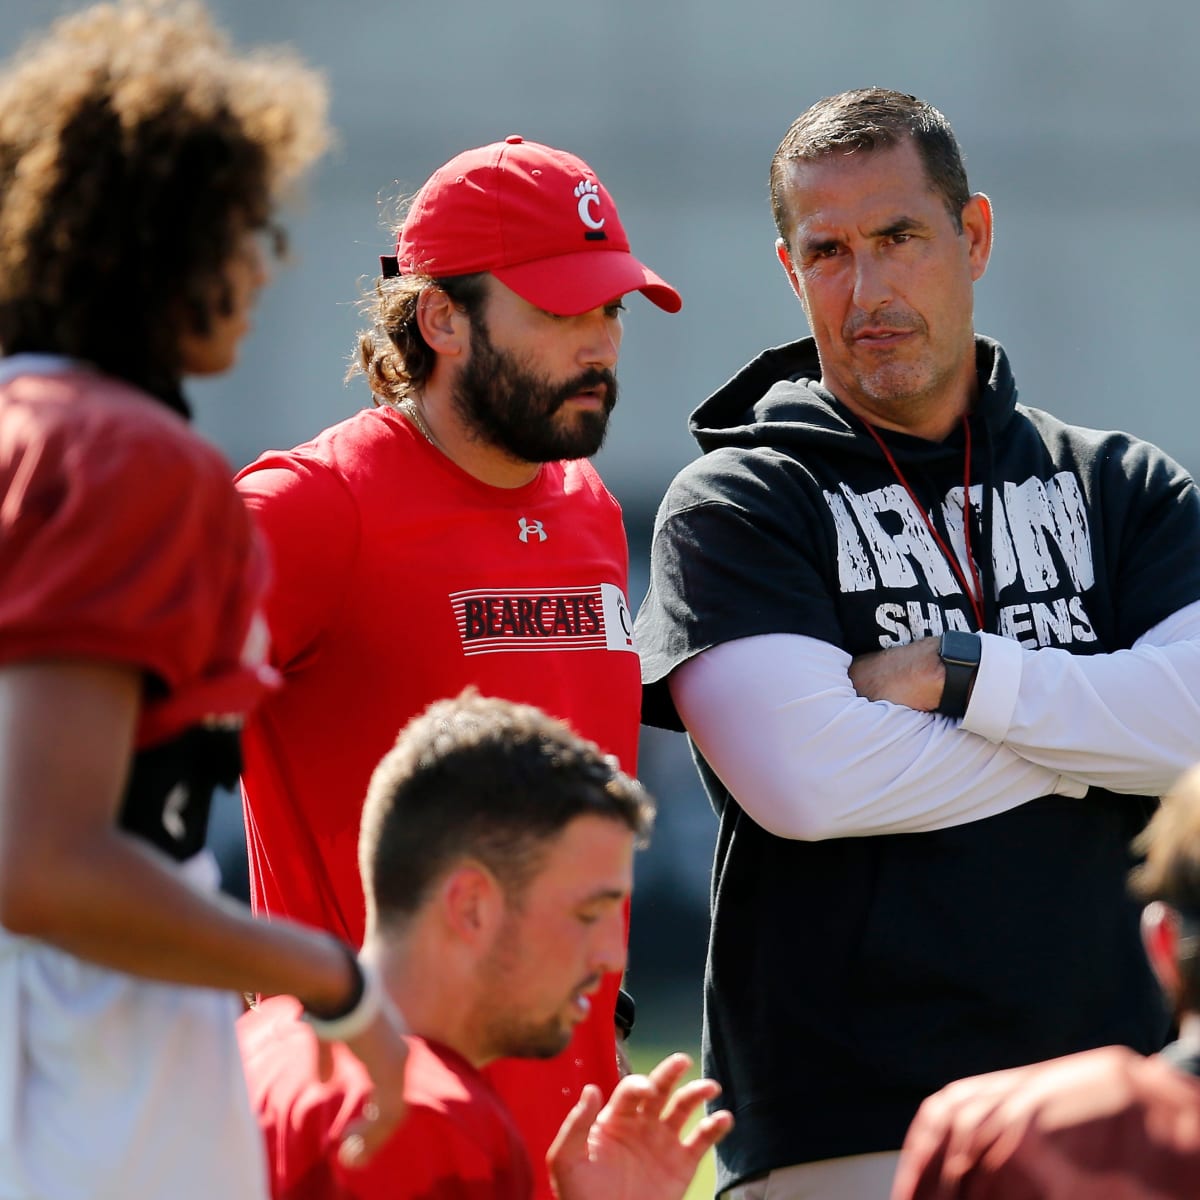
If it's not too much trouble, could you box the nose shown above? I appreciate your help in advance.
[578,308,622,370]
[592,908,628,977]
[237,228,272,291]
[851,250,892,312]
[248,236,271,290]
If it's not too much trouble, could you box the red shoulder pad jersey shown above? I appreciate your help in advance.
[892,1045,1200,1200]
[239,997,533,1200]
[236,407,640,1200]
[0,364,274,745]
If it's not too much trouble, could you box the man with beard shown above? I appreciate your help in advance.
[240,690,732,1200]
[235,135,680,1200]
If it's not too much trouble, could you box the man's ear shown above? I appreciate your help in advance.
[774,238,812,324]
[1142,901,1182,998]
[416,285,470,359]
[775,238,804,301]
[961,192,993,283]
[439,861,504,947]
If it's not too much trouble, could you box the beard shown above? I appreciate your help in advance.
[481,1006,576,1061]
[452,314,618,463]
[474,911,598,1061]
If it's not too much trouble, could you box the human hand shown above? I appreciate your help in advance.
[547,1053,734,1200]
[849,638,944,711]
[334,993,410,1169]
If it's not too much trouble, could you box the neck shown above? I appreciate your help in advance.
[826,351,980,443]
[403,378,541,489]
[834,387,974,443]
[365,926,490,1068]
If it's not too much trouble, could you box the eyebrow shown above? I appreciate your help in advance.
[797,234,841,257]
[797,214,928,256]
[872,215,926,238]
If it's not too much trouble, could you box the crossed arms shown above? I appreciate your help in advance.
[668,599,1200,839]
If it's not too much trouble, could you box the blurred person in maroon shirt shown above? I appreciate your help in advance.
[892,763,1200,1200]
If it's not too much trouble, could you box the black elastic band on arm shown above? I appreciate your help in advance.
[302,939,365,1022]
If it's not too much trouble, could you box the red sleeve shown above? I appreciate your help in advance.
[241,1005,530,1200]
[0,405,261,694]
[334,1103,521,1200]
[235,455,359,672]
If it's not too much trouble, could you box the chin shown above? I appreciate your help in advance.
[182,349,239,377]
[862,373,931,407]
[511,1022,574,1061]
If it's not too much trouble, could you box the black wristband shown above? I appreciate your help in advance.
[937,630,981,719]
[615,988,636,1040]
[303,939,365,1023]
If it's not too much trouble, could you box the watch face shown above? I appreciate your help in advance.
[941,630,981,666]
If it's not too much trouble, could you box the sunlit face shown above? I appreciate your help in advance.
[475,814,633,1061]
[177,227,271,377]
[452,277,624,464]
[774,137,992,436]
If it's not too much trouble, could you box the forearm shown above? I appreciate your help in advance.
[1,645,408,1170]
[670,634,1079,840]
[0,658,356,1013]
[967,637,1200,794]
[963,600,1200,795]
[13,827,357,1011]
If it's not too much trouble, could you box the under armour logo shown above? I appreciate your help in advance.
[518,517,547,543]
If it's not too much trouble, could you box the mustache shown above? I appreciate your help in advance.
[549,367,619,413]
[843,312,926,339]
[573,973,603,998]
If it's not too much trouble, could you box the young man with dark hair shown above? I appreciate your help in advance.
[892,763,1200,1199]
[634,86,1200,1198]
[239,691,732,1199]
[237,136,680,1198]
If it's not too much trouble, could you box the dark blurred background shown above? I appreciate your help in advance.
[9,0,1200,1047]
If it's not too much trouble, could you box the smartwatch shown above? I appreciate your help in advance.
[937,630,981,719]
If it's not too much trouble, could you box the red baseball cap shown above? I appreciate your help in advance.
[387,135,681,316]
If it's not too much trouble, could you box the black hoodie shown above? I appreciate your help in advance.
[635,336,1200,1189]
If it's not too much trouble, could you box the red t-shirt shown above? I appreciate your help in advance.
[236,407,639,1200]
[239,997,533,1199]
[892,1045,1200,1200]
[0,363,274,746]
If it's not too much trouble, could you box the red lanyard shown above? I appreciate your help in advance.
[861,415,986,631]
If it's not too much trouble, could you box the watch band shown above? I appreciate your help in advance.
[937,630,981,719]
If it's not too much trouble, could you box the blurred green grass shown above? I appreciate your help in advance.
[628,1041,715,1200]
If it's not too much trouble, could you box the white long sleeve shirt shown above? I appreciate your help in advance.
[670,598,1200,840]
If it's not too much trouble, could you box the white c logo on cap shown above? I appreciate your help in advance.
[574,179,605,231]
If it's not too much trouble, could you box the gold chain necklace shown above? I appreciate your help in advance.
[397,396,438,449]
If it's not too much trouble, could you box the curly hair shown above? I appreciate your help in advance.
[349,270,488,407]
[0,0,329,402]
